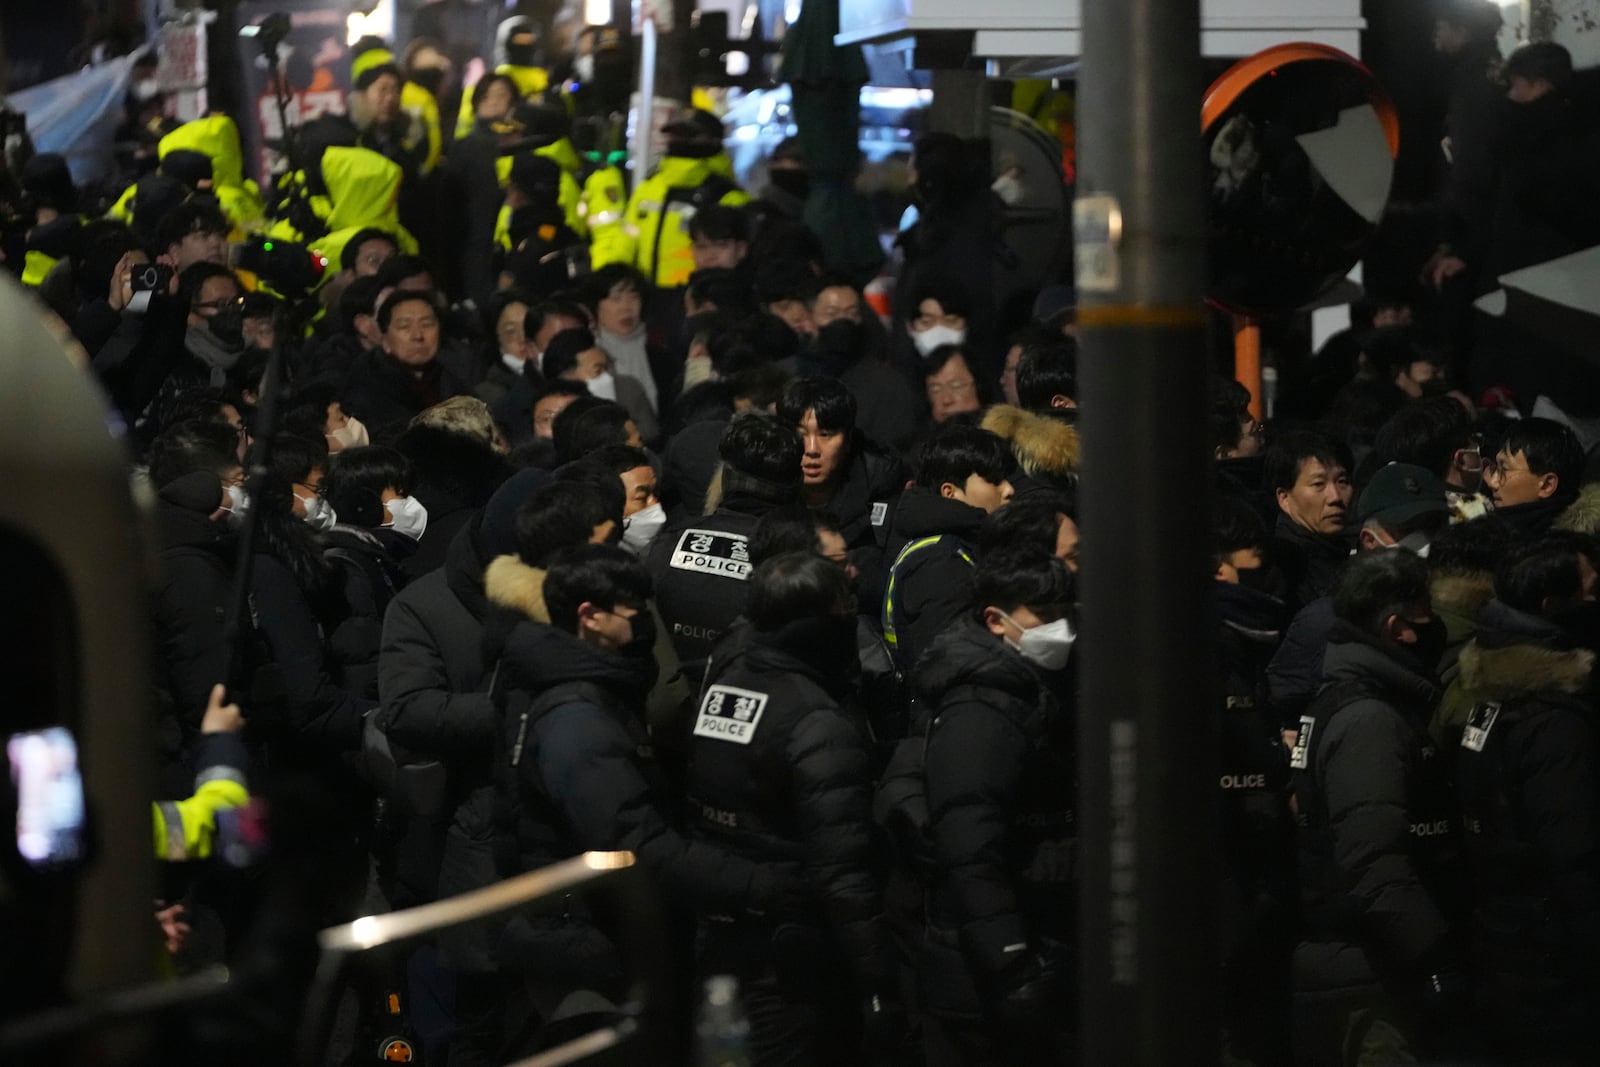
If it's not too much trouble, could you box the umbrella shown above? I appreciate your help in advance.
[780,0,883,284]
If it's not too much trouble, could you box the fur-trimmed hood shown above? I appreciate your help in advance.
[981,405,1081,478]
[484,554,549,623]
[1554,483,1600,536]
[1458,639,1595,700]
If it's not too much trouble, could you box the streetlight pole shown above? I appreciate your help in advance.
[1074,0,1217,1062]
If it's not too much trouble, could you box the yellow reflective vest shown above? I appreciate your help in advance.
[593,153,750,288]
[151,766,248,861]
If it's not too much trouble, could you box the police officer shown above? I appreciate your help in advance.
[685,552,901,1064]
[917,550,1077,1065]
[1210,495,1295,1066]
[648,413,802,687]
[1290,550,1471,1067]
[1454,534,1600,1063]
[592,108,751,292]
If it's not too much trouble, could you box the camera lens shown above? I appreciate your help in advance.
[134,265,159,289]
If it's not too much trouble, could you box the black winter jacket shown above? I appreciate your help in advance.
[916,620,1076,1018]
[882,488,985,674]
[1454,601,1600,1053]
[1290,624,1465,991]
[686,617,890,993]
[394,424,512,581]
[815,441,904,611]
[1271,513,1350,611]
[484,606,772,981]
[325,525,414,702]
[342,349,473,445]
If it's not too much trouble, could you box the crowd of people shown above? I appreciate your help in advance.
[5,3,1600,1065]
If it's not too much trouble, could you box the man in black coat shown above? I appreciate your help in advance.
[344,290,473,443]
[485,544,785,1052]
[1481,416,1587,537]
[685,552,899,1064]
[881,423,1014,675]
[1266,429,1354,610]
[649,413,802,687]
[1454,535,1600,1061]
[1289,551,1471,1067]
[917,551,1077,1065]
[777,375,905,602]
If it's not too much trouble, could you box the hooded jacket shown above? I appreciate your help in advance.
[686,618,889,993]
[1454,601,1600,1051]
[1553,483,1600,536]
[916,619,1076,1017]
[882,488,986,673]
[980,405,1080,503]
[108,115,266,234]
[267,146,419,263]
[1291,624,1465,992]
[594,153,751,288]
[483,566,771,979]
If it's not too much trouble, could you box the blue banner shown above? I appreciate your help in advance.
[10,49,149,186]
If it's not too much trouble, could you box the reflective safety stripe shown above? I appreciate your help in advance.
[881,536,948,647]
[156,802,188,861]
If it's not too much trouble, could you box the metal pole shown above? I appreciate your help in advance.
[635,13,658,183]
[1074,0,1216,1062]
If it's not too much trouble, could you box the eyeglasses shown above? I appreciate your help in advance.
[927,379,975,399]
[1482,459,1531,483]
[295,481,329,499]
[194,297,244,312]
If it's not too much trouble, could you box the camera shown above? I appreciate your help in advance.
[239,12,292,58]
[131,262,173,293]
[232,233,329,295]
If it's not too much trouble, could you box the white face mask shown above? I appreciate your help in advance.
[383,495,430,541]
[622,502,667,556]
[297,493,338,533]
[327,418,370,452]
[1377,530,1433,558]
[502,351,525,373]
[574,54,595,82]
[913,324,967,357]
[588,370,618,401]
[221,484,251,527]
[1000,611,1076,671]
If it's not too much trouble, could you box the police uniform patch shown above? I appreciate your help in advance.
[669,529,751,579]
[1461,701,1501,753]
[870,501,889,527]
[693,685,768,744]
[1289,715,1315,770]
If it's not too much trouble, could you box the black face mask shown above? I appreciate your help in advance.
[1405,616,1449,674]
[209,302,245,348]
[769,168,810,201]
[622,608,656,658]
[409,67,447,98]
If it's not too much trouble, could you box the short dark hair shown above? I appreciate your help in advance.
[719,413,804,486]
[709,313,798,377]
[1212,493,1269,563]
[540,327,599,380]
[543,543,653,633]
[973,551,1073,615]
[326,445,414,527]
[525,298,589,343]
[587,444,654,478]
[556,401,635,464]
[280,381,340,443]
[340,227,399,272]
[754,258,819,306]
[582,263,645,310]
[747,552,852,631]
[1501,417,1585,494]
[777,376,856,436]
[1429,514,1518,577]
[156,198,228,252]
[922,344,973,381]
[471,72,519,109]
[688,204,750,244]
[1016,339,1079,410]
[553,458,628,525]
[977,499,1064,561]
[532,377,590,404]
[1372,396,1474,479]
[374,253,436,291]
[906,281,971,323]
[914,424,1013,492]
[375,288,442,333]
[1331,549,1431,633]
[178,262,239,309]
[147,419,239,489]
[513,479,621,567]
[728,364,792,412]
[686,270,753,316]
[1505,41,1573,91]
[1265,429,1353,494]
[1495,533,1595,616]
[750,504,824,566]
[338,275,385,334]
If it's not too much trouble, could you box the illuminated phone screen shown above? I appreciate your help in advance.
[8,727,86,868]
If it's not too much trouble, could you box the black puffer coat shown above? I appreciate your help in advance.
[915,619,1076,1020]
[1455,601,1600,1059]
[685,617,890,993]
[881,488,985,673]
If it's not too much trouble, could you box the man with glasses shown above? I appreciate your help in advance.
[1481,417,1587,535]
[1369,396,1491,524]
[922,345,983,424]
